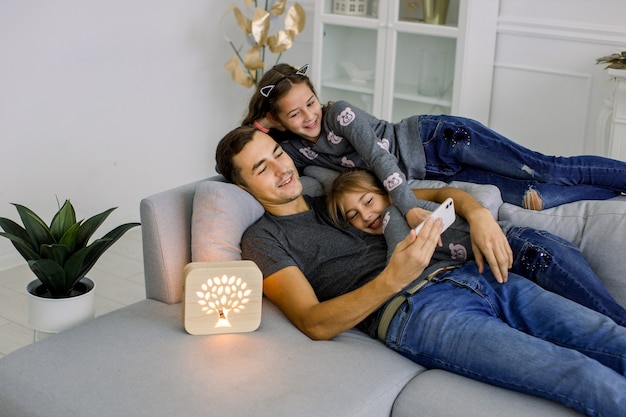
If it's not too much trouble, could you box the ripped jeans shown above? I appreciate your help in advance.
[419,115,626,208]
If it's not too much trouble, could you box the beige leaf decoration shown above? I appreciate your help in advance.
[285,3,306,35]
[267,30,295,54]
[269,0,286,16]
[224,54,255,88]
[243,45,265,71]
[245,0,255,8]
[251,8,270,45]
[232,6,251,35]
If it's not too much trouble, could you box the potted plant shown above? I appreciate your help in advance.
[596,51,626,70]
[0,200,140,333]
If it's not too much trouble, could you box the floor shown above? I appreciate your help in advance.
[0,227,145,359]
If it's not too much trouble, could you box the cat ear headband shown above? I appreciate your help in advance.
[259,64,309,98]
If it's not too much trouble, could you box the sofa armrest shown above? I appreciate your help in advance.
[140,178,210,304]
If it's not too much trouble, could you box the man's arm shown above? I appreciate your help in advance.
[263,218,443,340]
[410,187,513,283]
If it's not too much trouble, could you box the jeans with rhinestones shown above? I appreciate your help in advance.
[506,226,626,326]
[385,262,626,417]
[418,115,626,208]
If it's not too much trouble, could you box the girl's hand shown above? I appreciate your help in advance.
[406,206,443,247]
[405,206,431,229]
[258,116,286,132]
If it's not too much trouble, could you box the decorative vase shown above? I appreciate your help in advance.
[423,0,449,25]
[27,277,96,334]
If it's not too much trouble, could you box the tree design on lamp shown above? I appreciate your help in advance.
[183,261,262,335]
[196,274,252,328]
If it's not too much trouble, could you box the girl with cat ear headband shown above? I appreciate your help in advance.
[244,63,318,135]
[241,63,626,224]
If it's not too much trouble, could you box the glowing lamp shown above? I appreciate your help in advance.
[183,261,262,335]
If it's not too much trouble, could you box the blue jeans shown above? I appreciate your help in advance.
[385,262,626,417]
[420,115,626,208]
[507,226,626,326]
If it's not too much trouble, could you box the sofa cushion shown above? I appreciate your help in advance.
[499,199,626,306]
[393,369,583,417]
[191,177,325,263]
[191,181,264,262]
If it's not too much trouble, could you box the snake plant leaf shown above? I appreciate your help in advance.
[28,259,68,297]
[58,222,82,252]
[65,222,140,286]
[0,217,41,260]
[0,231,41,261]
[12,203,55,249]
[74,207,116,250]
[49,200,77,242]
[40,243,72,267]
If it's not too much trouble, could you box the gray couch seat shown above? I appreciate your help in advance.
[0,299,424,417]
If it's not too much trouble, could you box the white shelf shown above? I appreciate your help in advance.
[393,82,453,108]
[322,77,375,95]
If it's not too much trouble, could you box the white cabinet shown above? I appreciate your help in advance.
[608,69,626,161]
[311,0,498,123]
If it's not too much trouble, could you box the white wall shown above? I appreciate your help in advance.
[490,0,626,156]
[0,0,313,268]
[2,0,622,269]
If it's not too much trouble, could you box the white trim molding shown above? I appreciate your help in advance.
[498,17,626,46]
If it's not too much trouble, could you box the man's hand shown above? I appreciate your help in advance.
[383,217,443,293]
[411,186,513,283]
[465,208,513,283]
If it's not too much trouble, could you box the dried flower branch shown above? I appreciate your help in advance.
[596,51,626,70]
[222,0,306,88]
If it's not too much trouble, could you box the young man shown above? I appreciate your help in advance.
[215,126,626,417]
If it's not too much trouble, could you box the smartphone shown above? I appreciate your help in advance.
[414,198,456,235]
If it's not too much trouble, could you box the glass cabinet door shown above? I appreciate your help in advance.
[318,24,379,114]
[313,0,497,123]
[387,32,456,121]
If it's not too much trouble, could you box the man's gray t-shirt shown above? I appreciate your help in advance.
[242,196,473,337]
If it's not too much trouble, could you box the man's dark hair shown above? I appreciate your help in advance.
[215,125,257,185]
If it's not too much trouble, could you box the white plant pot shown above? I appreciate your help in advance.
[27,278,96,334]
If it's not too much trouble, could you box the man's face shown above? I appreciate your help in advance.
[233,131,303,211]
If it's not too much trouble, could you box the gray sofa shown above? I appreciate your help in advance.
[1,173,625,417]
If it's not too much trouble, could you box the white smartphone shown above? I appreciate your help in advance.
[414,198,456,235]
